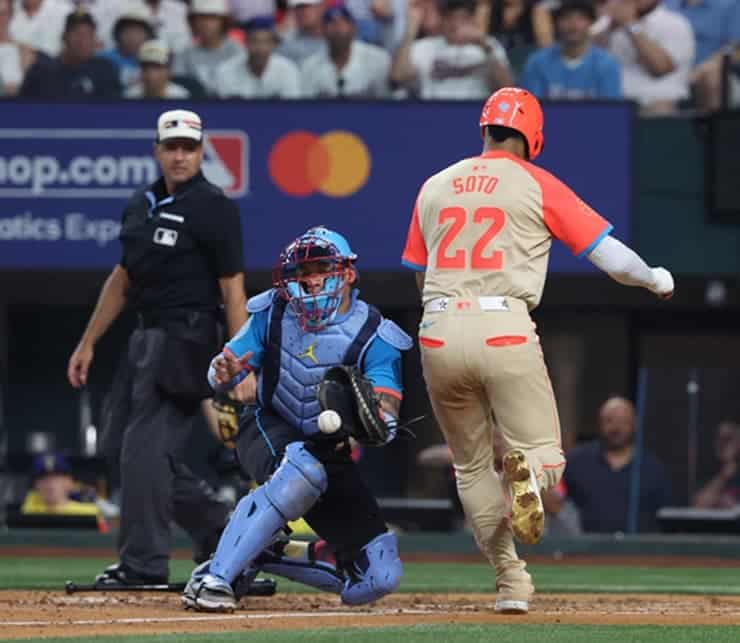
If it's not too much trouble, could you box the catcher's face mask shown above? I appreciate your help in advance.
[274,232,352,332]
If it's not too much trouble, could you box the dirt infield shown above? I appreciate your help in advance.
[2,590,740,639]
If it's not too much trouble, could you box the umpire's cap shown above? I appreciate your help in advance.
[157,109,203,143]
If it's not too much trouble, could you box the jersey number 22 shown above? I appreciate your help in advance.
[436,207,506,270]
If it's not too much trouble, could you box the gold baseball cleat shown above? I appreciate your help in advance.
[502,449,544,545]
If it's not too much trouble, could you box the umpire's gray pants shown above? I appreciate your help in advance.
[108,327,228,578]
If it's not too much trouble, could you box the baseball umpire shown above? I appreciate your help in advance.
[67,109,248,587]
[402,87,674,613]
[182,226,411,612]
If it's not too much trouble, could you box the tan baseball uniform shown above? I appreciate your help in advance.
[402,149,611,581]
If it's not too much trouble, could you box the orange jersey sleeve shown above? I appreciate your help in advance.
[401,198,428,271]
[528,165,613,257]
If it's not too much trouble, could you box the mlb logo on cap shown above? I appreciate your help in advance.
[157,109,203,143]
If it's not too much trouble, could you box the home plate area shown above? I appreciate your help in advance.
[2,591,740,639]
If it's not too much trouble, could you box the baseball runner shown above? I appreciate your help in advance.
[182,226,411,612]
[401,87,674,613]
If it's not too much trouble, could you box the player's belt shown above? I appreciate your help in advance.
[425,296,527,313]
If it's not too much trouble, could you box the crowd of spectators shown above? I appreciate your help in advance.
[1,1,739,110]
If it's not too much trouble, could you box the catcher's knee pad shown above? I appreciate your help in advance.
[209,442,327,584]
[258,541,344,594]
[341,532,402,605]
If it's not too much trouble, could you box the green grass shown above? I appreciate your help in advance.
[1,625,740,643]
[3,557,740,595]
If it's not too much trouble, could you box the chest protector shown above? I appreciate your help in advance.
[254,291,381,436]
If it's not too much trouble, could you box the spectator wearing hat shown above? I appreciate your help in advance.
[391,0,511,100]
[125,39,190,98]
[173,0,243,96]
[301,2,391,98]
[20,10,121,98]
[521,0,622,99]
[215,16,301,98]
[9,0,72,58]
[100,2,155,92]
[21,454,100,517]
[279,0,327,63]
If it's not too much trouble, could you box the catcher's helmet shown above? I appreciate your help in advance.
[274,226,356,331]
[479,87,544,160]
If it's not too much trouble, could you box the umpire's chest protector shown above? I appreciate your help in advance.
[257,293,379,436]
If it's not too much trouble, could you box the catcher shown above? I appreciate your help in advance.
[183,226,412,612]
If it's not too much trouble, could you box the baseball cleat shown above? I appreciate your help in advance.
[494,598,530,614]
[495,563,533,615]
[502,449,544,545]
[185,573,236,612]
[95,562,167,587]
[181,561,209,610]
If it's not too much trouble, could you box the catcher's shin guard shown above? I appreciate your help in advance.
[209,442,327,583]
[341,532,402,605]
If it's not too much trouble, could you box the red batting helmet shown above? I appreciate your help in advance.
[479,87,544,160]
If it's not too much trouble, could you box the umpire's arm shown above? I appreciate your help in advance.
[67,264,129,388]
[219,273,247,338]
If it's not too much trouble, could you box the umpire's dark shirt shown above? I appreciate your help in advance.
[564,440,673,533]
[119,170,243,313]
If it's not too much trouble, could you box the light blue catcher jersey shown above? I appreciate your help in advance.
[220,289,411,436]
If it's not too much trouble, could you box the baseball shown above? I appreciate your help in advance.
[318,410,342,434]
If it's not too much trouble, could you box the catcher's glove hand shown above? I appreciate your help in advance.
[212,394,242,449]
[316,366,397,447]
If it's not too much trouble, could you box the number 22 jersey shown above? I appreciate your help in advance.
[401,150,613,310]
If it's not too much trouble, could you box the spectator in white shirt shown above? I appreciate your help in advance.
[0,0,24,95]
[215,15,301,98]
[301,2,391,98]
[10,0,72,57]
[279,0,326,63]
[173,0,243,96]
[592,0,695,113]
[391,0,512,100]
[125,38,190,98]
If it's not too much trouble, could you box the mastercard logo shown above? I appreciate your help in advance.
[268,130,371,198]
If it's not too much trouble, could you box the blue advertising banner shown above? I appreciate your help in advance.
[0,101,632,271]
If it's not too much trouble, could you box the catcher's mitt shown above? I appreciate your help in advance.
[316,366,397,446]
[212,394,242,449]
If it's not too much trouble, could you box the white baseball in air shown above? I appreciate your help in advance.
[318,410,342,434]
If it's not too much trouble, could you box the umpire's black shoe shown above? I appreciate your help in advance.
[95,563,167,587]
